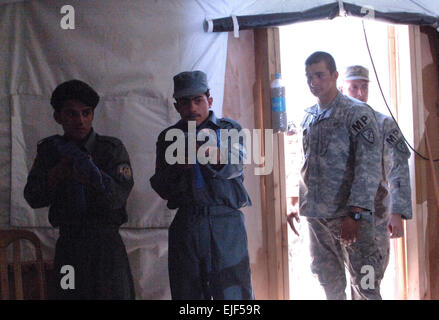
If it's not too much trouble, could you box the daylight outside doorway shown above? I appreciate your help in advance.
[280,16,411,300]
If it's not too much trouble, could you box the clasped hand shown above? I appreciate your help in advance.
[50,140,103,189]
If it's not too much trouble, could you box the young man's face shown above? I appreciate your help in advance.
[174,93,213,126]
[306,60,338,101]
[54,99,94,141]
[345,79,369,103]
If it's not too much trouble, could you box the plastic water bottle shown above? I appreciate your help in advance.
[271,73,287,132]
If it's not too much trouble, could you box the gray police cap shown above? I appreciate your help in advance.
[344,65,370,81]
[173,70,209,99]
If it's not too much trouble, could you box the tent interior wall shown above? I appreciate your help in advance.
[1,0,439,300]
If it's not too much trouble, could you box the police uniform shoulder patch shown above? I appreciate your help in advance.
[117,163,132,181]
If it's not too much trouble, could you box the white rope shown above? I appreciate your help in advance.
[338,0,346,17]
[231,15,239,38]
[205,18,213,33]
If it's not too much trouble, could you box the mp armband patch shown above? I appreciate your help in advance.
[385,129,410,155]
[117,163,132,181]
[351,115,370,134]
[385,129,401,146]
[351,114,375,143]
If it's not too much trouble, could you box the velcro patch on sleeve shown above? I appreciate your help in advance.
[396,140,410,155]
[360,128,375,144]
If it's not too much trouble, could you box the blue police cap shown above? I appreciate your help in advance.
[173,70,209,99]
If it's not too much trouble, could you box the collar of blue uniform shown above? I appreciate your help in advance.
[176,110,220,131]
[200,110,220,129]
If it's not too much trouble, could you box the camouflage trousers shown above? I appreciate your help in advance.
[374,221,391,281]
[307,216,383,300]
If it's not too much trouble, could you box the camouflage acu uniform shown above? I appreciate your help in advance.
[299,92,383,300]
[369,111,412,292]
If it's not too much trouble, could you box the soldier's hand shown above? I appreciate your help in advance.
[287,200,300,236]
[72,156,104,191]
[71,163,91,186]
[388,214,403,238]
[212,147,222,163]
[204,146,223,168]
[339,216,360,246]
[287,211,300,236]
[55,140,88,162]
[48,157,72,188]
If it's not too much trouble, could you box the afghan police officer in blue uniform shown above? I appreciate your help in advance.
[24,80,135,299]
[343,65,412,299]
[288,52,383,299]
[150,71,254,300]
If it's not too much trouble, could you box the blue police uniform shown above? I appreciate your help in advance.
[150,111,254,300]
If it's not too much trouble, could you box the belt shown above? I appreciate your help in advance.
[179,205,240,214]
[59,223,119,238]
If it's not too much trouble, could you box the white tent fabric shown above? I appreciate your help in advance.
[0,0,231,299]
[226,0,439,18]
[205,1,439,34]
[1,0,438,299]
[0,0,230,229]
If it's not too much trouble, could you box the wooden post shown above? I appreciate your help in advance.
[254,27,289,300]
[388,24,408,300]
[405,25,431,300]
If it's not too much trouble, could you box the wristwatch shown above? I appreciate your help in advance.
[348,211,362,221]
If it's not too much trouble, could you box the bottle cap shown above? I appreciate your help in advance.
[275,73,281,79]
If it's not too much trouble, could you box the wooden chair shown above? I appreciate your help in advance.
[0,229,46,299]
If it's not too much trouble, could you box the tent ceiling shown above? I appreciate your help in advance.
[224,0,439,17]
[205,0,439,33]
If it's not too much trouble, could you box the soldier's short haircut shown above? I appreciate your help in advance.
[305,51,337,74]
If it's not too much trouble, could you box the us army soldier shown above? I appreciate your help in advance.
[288,52,383,300]
[343,65,412,299]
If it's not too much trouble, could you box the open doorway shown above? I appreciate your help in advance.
[279,17,412,300]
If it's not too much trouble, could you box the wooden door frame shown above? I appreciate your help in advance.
[253,27,290,300]
[404,24,432,300]
[250,23,435,301]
